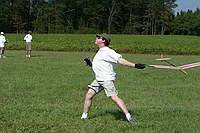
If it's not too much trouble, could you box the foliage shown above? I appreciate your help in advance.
[1,0,200,35]
[0,0,179,35]
[0,0,12,32]
[0,51,200,132]
[5,34,200,55]
[145,0,177,35]
[173,8,200,36]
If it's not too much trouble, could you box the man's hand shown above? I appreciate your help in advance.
[84,57,92,67]
[135,63,146,69]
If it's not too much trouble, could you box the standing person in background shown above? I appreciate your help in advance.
[0,32,7,58]
[81,33,146,126]
[24,31,33,57]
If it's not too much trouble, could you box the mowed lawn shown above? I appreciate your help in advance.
[0,50,200,133]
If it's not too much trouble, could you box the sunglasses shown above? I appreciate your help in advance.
[96,36,104,40]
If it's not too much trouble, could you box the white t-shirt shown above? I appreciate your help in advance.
[0,35,6,47]
[24,34,32,42]
[92,47,122,81]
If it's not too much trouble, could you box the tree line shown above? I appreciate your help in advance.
[0,0,199,35]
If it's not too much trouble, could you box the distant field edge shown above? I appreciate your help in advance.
[5,34,200,55]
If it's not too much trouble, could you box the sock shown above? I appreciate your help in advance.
[126,113,131,121]
[81,112,88,119]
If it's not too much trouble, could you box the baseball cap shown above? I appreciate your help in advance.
[28,31,32,34]
[96,33,110,42]
[0,32,4,35]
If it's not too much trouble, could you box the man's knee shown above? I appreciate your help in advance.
[110,95,120,102]
[86,88,96,99]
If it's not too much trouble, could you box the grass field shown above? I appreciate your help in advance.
[0,50,200,133]
[5,34,200,55]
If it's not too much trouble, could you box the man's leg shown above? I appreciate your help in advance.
[81,88,96,119]
[28,50,31,57]
[1,49,5,58]
[110,95,129,115]
[0,49,2,57]
[110,95,137,125]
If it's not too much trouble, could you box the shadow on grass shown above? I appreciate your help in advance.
[0,55,43,58]
[1,55,15,58]
[90,110,133,122]
[30,55,43,58]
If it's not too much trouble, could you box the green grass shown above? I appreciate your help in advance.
[0,50,200,133]
[5,34,200,55]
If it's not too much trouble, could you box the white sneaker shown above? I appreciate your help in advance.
[81,116,87,119]
[81,113,88,119]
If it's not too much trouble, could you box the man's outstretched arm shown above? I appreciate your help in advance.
[117,58,146,69]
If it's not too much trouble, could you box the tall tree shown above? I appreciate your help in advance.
[10,0,30,33]
[146,0,177,35]
[32,0,66,33]
[2,0,199,35]
[0,0,12,32]
[125,0,149,34]
[108,0,116,34]
[172,9,200,35]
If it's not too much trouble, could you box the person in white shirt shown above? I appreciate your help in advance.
[24,31,33,57]
[0,32,7,58]
[81,33,146,125]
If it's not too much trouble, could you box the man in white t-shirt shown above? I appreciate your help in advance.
[81,33,146,125]
[24,31,33,57]
[0,32,7,58]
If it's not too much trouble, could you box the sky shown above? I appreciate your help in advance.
[174,0,200,14]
